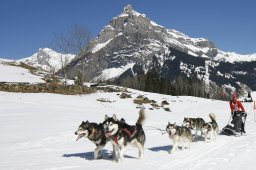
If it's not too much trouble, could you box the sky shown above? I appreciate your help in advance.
[0,0,256,59]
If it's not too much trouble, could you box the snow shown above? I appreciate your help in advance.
[0,58,15,62]
[215,51,256,63]
[180,62,192,77]
[222,84,236,92]
[1,65,256,169]
[166,28,256,63]
[232,71,248,75]
[91,39,113,53]
[217,71,224,77]
[188,50,198,57]
[0,61,44,83]
[150,21,163,28]
[119,13,129,18]
[1,89,256,169]
[92,63,135,81]
[203,60,211,87]
[18,48,75,72]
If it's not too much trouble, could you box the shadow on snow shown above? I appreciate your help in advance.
[62,149,137,160]
[148,145,172,152]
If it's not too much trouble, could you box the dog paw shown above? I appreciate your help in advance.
[168,150,174,154]
[138,155,144,160]
[113,159,119,163]
[108,155,114,159]
[97,155,103,159]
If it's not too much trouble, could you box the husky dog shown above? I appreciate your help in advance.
[202,113,219,142]
[166,122,192,154]
[182,117,205,137]
[74,120,109,159]
[102,108,146,162]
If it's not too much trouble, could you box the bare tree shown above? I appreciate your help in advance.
[52,24,92,85]
[67,24,92,55]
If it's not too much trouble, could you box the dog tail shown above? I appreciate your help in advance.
[209,113,216,122]
[136,108,146,126]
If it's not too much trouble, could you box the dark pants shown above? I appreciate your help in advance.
[231,116,242,131]
[231,111,246,132]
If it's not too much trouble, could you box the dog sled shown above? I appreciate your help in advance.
[221,111,247,136]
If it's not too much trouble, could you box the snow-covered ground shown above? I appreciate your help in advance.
[0,60,44,83]
[0,89,256,170]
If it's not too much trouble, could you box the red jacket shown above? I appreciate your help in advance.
[229,100,245,112]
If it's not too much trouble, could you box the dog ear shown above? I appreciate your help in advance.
[174,122,176,126]
[168,122,170,125]
[113,114,117,121]
[105,115,108,120]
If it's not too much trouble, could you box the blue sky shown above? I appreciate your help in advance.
[0,0,255,59]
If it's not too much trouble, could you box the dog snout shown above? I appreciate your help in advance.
[74,132,77,135]
[105,127,110,133]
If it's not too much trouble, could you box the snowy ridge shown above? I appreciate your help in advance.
[121,5,256,63]
[216,50,256,63]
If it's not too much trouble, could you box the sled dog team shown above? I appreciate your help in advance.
[74,108,219,162]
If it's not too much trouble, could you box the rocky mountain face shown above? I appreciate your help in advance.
[19,48,75,72]
[64,5,256,96]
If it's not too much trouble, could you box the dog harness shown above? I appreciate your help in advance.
[114,136,119,144]
[114,128,134,144]
[123,128,133,137]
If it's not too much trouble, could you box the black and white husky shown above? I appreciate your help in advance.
[74,120,109,159]
[202,113,219,142]
[102,108,146,162]
[182,117,205,137]
[166,122,192,154]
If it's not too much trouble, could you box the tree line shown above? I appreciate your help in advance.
[116,69,233,101]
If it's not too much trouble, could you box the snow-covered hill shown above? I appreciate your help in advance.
[0,60,44,83]
[0,89,256,169]
[18,48,75,72]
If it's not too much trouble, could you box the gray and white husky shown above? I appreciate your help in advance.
[182,117,205,137]
[166,122,192,154]
[74,120,109,159]
[102,108,146,162]
[202,113,219,142]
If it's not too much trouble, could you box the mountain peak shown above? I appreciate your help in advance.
[64,4,256,93]
[123,4,133,13]
[19,48,75,72]
[119,4,144,18]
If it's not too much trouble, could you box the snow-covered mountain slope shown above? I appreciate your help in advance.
[215,51,256,63]
[1,89,256,169]
[89,5,256,63]
[0,60,44,83]
[64,5,256,93]
[19,48,75,72]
